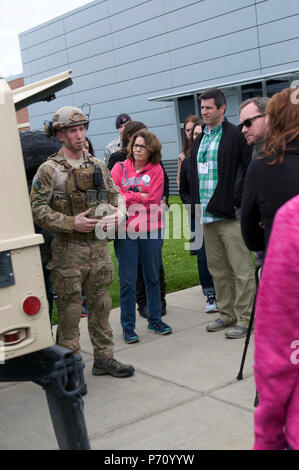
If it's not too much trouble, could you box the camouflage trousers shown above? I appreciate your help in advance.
[48,237,114,360]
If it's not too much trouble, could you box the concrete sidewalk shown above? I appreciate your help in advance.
[0,286,255,450]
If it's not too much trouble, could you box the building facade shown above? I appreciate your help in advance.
[19,0,299,193]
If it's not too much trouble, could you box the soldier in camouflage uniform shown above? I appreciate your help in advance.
[30,106,134,378]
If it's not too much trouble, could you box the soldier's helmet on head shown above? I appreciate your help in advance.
[45,106,89,136]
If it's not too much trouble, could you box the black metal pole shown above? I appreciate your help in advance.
[236,265,260,380]
[0,346,91,450]
[45,391,90,450]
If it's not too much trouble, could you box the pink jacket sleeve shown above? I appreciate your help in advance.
[253,198,299,450]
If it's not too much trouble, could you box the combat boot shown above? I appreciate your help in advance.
[92,357,135,378]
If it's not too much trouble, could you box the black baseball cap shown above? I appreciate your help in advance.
[115,113,131,129]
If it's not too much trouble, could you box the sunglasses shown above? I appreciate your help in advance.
[239,114,264,130]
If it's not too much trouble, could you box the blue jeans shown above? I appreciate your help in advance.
[190,217,215,296]
[114,231,163,330]
[197,239,216,296]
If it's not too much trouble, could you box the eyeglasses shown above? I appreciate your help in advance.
[133,144,148,151]
[239,114,264,130]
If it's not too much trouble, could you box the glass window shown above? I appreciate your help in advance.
[177,96,195,124]
[241,83,263,101]
[266,79,289,97]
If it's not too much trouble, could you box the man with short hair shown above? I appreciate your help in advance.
[30,106,135,379]
[189,88,256,339]
[104,113,131,165]
[239,97,270,158]
[239,97,270,266]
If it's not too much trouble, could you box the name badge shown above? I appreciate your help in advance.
[198,162,209,174]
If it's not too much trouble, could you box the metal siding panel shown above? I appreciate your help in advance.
[29,52,69,76]
[108,0,146,16]
[169,29,259,69]
[113,35,169,66]
[130,107,174,127]
[112,16,166,48]
[25,36,67,62]
[88,101,120,120]
[171,50,261,88]
[109,0,164,32]
[70,52,115,76]
[63,1,109,32]
[67,35,113,63]
[165,0,255,30]
[22,63,32,81]
[65,19,111,48]
[24,68,73,85]
[71,68,117,92]
[167,6,257,50]
[161,142,179,161]
[74,84,119,106]
[21,21,65,48]
[164,0,204,11]
[261,61,299,76]
[260,38,299,68]
[150,124,178,144]
[117,94,172,114]
[256,0,299,23]
[258,15,299,46]
[117,71,173,98]
[115,53,170,82]
[88,117,116,134]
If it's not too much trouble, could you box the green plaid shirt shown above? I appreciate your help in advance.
[198,124,224,224]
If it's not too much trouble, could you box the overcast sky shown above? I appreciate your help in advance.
[0,0,93,79]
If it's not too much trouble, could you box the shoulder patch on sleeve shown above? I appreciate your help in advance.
[32,175,42,191]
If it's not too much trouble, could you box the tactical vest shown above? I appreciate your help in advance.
[50,155,104,241]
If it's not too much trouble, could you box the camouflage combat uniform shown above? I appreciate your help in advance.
[30,148,126,361]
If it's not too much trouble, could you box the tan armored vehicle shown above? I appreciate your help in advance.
[0,71,73,361]
[0,71,90,450]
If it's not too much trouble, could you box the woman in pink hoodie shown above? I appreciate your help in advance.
[253,194,299,450]
[111,130,172,344]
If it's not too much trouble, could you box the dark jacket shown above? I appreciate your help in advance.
[189,119,251,219]
[107,150,126,171]
[179,156,192,206]
[241,140,299,252]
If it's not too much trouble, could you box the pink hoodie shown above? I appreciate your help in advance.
[253,195,299,450]
[111,159,164,233]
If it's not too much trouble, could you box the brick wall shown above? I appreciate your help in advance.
[8,77,30,131]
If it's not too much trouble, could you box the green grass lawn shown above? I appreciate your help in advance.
[51,196,199,324]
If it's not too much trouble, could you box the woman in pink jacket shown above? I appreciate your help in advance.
[253,194,299,450]
[111,130,172,344]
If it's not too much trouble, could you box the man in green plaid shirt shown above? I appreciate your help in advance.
[191,88,255,339]
[198,123,223,224]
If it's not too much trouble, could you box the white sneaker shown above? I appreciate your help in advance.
[205,295,218,313]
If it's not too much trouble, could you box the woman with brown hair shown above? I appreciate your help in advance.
[111,130,172,343]
[176,115,201,188]
[241,87,299,252]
